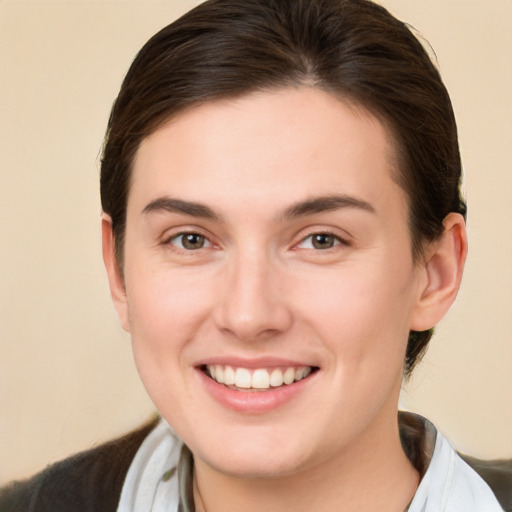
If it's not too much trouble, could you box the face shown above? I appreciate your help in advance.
[111,88,430,478]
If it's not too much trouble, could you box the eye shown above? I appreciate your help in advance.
[298,233,344,250]
[169,232,212,250]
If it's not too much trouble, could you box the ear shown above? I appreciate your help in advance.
[410,212,468,331]
[101,214,130,332]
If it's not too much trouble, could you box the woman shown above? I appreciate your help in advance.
[1,0,510,510]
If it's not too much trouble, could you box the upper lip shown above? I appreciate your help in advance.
[195,356,318,370]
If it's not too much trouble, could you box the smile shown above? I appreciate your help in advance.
[205,365,314,391]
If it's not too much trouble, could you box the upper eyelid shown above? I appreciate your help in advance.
[302,230,347,239]
[162,226,213,242]
[170,232,210,242]
[295,232,349,249]
[294,226,352,244]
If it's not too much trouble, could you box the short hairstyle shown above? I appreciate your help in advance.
[100,0,466,376]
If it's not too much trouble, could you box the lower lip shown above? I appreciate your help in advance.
[196,368,317,414]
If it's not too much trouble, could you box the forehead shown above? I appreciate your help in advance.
[129,87,404,219]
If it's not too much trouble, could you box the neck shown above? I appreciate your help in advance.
[193,414,419,512]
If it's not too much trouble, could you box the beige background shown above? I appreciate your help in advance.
[0,0,511,485]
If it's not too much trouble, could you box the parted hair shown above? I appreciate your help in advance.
[100,0,466,376]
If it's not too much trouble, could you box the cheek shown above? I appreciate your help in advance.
[125,267,218,417]
[124,265,216,368]
[292,262,415,372]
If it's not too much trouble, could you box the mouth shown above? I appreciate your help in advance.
[202,364,318,391]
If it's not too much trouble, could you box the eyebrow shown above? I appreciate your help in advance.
[142,197,221,221]
[141,193,375,221]
[282,194,376,219]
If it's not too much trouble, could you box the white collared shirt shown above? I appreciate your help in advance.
[117,415,504,512]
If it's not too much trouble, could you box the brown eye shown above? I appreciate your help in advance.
[311,233,338,249]
[171,233,210,250]
[296,232,346,251]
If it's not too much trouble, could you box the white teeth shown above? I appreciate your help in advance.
[252,369,270,389]
[283,367,295,385]
[269,368,284,387]
[235,368,251,388]
[224,365,236,385]
[206,365,313,390]
[214,365,224,384]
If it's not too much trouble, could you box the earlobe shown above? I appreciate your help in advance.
[410,213,468,331]
[101,214,130,332]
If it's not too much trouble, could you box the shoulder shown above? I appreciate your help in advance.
[399,411,512,511]
[459,453,512,512]
[0,416,159,512]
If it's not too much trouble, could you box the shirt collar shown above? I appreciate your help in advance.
[118,412,503,512]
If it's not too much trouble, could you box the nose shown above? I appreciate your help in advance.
[213,249,293,341]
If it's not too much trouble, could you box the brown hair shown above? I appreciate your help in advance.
[100,0,466,376]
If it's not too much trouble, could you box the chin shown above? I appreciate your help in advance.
[201,450,308,479]
[190,426,323,479]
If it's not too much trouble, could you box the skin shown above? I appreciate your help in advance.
[103,87,466,512]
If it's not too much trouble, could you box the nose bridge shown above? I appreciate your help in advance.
[215,243,292,340]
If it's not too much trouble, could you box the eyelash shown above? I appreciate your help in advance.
[165,231,213,251]
[295,231,349,251]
